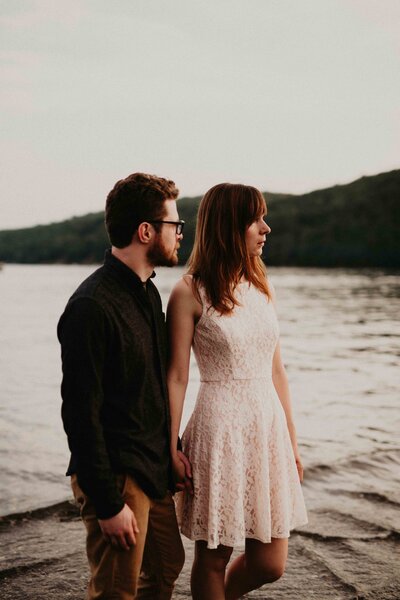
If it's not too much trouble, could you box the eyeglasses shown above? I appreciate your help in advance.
[149,220,185,235]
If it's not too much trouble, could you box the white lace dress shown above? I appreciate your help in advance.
[177,282,308,549]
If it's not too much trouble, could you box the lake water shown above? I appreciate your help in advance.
[0,264,399,532]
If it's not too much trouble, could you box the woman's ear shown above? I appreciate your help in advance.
[137,222,153,244]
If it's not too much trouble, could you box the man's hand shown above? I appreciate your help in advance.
[172,450,194,495]
[98,504,139,550]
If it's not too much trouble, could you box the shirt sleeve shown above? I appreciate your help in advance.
[57,296,124,519]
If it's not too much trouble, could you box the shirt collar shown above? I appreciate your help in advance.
[104,249,156,290]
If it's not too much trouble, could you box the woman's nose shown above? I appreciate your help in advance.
[263,222,271,234]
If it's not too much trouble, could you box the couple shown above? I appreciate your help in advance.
[58,172,307,600]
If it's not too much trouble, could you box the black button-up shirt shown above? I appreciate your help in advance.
[57,250,172,519]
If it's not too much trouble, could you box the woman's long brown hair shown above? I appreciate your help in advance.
[187,183,271,314]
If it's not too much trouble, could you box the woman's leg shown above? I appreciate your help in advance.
[191,540,233,600]
[225,537,288,600]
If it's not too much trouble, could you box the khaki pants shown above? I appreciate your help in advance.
[71,474,185,600]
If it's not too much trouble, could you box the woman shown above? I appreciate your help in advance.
[167,183,307,599]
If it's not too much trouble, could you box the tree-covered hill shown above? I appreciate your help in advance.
[265,169,399,267]
[0,169,399,267]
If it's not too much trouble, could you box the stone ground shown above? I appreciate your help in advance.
[0,501,399,599]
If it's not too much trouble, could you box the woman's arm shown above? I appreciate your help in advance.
[272,341,304,482]
[272,342,297,447]
[270,284,304,482]
[166,276,202,483]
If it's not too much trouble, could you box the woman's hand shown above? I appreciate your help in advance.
[293,449,304,483]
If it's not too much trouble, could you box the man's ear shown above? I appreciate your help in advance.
[137,222,153,244]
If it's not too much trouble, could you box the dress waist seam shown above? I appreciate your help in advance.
[200,377,270,383]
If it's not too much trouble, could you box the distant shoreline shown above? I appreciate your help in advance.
[0,169,399,268]
[1,262,399,273]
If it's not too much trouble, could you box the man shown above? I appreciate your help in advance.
[58,173,190,599]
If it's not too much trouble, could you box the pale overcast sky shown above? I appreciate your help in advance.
[1,0,399,230]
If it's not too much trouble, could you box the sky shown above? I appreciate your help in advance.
[1,0,399,230]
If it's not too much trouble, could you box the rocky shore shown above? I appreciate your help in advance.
[0,500,399,599]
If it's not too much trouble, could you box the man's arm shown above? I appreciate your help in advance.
[58,297,140,549]
[58,297,124,518]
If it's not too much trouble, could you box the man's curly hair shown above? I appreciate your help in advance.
[105,172,179,248]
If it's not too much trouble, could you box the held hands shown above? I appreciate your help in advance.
[98,504,139,551]
[172,450,194,495]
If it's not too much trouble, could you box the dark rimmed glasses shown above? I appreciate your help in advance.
[149,220,185,235]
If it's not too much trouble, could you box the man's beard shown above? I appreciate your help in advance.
[147,236,179,267]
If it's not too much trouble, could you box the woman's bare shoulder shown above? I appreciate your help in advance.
[169,275,202,317]
[171,274,194,296]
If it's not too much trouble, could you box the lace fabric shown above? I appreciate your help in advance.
[176,282,308,549]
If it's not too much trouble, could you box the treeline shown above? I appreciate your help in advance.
[0,169,399,267]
